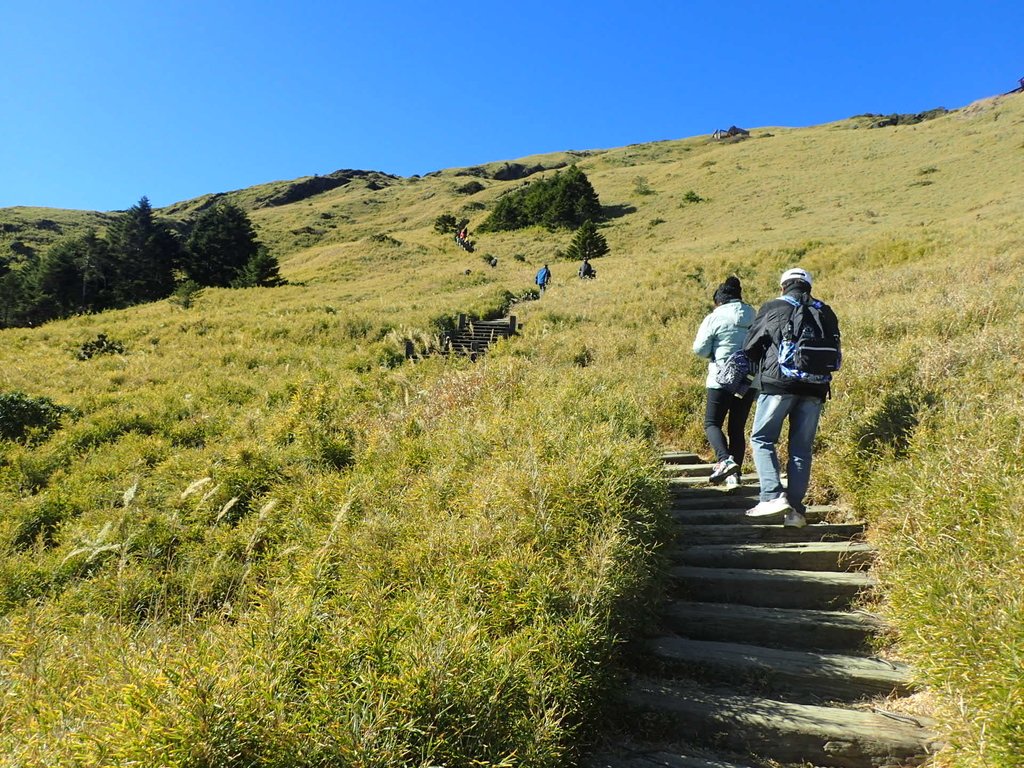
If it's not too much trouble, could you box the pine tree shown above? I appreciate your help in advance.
[564,220,609,262]
[29,232,115,319]
[184,203,261,286]
[540,165,601,230]
[106,197,179,304]
[231,246,285,288]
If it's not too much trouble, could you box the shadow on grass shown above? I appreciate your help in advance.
[603,203,638,220]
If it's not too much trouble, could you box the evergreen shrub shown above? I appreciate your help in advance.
[478,166,601,233]
[0,391,72,442]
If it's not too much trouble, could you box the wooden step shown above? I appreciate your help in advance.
[584,750,756,768]
[664,462,721,478]
[677,522,865,545]
[669,490,761,510]
[670,566,876,610]
[669,541,875,572]
[661,601,885,652]
[645,636,914,703]
[623,678,938,767]
[662,451,702,465]
[670,506,834,526]
[670,474,762,489]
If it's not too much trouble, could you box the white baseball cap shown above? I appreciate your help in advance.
[780,267,812,286]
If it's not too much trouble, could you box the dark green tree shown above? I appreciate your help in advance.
[231,246,285,288]
[184,203,261,287]
[564,220,609,262]
[478,166,601,232]
[433,213,458,234]
[538,165,601,229]
[22,231,114,322]
[106,196,179,304]
[73,231,116,310]
[29,239,85,319]
[0,258,24,327]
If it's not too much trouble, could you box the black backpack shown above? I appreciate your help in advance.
[777,295,841,384]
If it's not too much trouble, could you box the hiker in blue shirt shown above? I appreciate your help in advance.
[692,276,757,488]
[536,264,551,293]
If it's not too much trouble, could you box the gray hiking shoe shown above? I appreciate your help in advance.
[784,510,808,528]
[709,457,739,484]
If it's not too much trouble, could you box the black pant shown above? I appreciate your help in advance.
[704,387,756,469]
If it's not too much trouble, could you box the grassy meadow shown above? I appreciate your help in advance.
[1,91,1024,766]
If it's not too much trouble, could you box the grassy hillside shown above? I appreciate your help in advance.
[1,91,1023,766]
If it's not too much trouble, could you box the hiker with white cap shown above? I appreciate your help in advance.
[741,267,842,527]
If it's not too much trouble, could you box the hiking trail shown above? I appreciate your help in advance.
[583,451,940,768]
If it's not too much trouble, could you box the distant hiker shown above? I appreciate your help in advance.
[578,258,596,279]
[692,275,756,489]
[743,268,842,528]
[536,264,551,293]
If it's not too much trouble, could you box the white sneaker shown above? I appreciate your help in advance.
[745,497,792,517]
[724,474,740,489]
[784,510,807,528]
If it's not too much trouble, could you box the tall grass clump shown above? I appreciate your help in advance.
[807,239,1024,767]
[0,352,668,766]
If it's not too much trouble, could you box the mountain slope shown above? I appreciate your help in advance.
[0,91,1022,767]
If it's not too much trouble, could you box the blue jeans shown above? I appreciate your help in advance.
[750,393,823,513]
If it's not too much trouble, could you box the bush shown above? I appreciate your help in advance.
[434,214,458,234]
[633,176,654,196]
[168,280,204,309]
[77,333,127,360]
[0,391,72,442]
[456,181,486,195]
[478,166,601,233]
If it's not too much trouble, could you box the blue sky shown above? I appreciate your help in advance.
[2,1,1021,211]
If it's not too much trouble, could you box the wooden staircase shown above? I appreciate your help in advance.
[441,314,518,358]
[583,452,939,768]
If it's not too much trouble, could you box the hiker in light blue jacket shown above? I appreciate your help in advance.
[692,276,757,487]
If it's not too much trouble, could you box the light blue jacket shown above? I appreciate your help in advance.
[692,299,756,389]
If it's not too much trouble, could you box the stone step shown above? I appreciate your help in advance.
[677,522,865,545]
[661,601,885,653]
[662,451,702,465]
[670,506,835,525]
[669,541,875,572]
[623,678,938,767]
[644,636,914,703]
[670,566,876,611]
